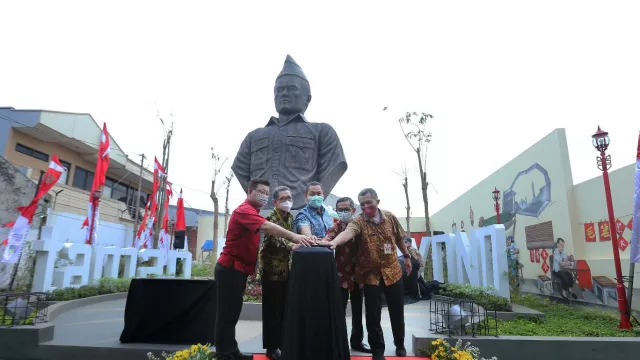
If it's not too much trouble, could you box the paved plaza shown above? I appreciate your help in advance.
[45,298,434,357]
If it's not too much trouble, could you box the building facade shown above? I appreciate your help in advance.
[429,128,639,303]
[0,107,154,247]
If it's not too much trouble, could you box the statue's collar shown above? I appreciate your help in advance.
[266,113,308,127]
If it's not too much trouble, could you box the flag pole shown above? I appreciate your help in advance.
[87,193,99,245]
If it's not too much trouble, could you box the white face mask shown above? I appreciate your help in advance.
[278,200,293,212]
[337,211,353,223]
[252,193,268,207]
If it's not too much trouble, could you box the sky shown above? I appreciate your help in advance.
[1,1,640,218]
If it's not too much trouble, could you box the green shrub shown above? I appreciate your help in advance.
[46,277,132,301]
[0,307,38,326]
[191,264,213,277]
[438,283,512,312]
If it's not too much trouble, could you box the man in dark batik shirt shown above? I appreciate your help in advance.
[231,54,348,211]
[323,197,371,354]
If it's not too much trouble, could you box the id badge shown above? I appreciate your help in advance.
[383,243,393,255]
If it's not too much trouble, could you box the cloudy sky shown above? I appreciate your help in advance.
[2,1,639,218]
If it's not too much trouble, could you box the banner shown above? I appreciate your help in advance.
[2,155,67,263]
[584,222,596,242]
[615,219,626,235]
[83,123,110,245]
[630,132,640,263]
[598,221,611,241]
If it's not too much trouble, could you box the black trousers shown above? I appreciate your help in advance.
[262,279,288,350]
[339,286,364,345]
[214,263,248,355]
[553,270,574,291]
[363,278,405,356]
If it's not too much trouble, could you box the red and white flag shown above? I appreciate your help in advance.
[82,123,111,245]
[2,156,67,263]
[175,189,186,232]
[630,132,640,263]
[134,197,151,249]
[159,183,172,264]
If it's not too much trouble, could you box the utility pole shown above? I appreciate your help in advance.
[155,123,173,248]
[133,153,146,245]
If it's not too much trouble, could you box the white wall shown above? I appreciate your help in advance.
[47,210,133,247]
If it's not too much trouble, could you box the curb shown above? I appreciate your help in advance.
[47,292,128,322]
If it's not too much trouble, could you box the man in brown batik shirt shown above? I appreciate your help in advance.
[325,188,412,360]
[323,197,371,354]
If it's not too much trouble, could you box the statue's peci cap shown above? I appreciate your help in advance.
[277,54,308,82]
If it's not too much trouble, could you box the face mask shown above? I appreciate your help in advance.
[363,206,378,218]
[278,200,293,212]
[338,211,353,223]
[252,193,268,207]
[308,195,324,208]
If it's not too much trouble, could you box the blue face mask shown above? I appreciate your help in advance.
[308,195,324,208]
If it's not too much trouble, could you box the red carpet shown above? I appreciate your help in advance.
[253,356,427,359]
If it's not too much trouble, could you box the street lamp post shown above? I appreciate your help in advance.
[492,187,501,224]
[592,126,632,330]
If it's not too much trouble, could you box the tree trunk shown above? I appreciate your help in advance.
[223,184,231,236]
[417,150,433,280]
[402,175,411,235]
[210,179,219,265]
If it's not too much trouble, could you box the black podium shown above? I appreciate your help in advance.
[120,278,216,344]
[281,247,350,360]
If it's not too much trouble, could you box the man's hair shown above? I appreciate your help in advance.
[557,237,565,244]
[272,186,291,200]
[305,181,323,194]
[249,178,270,190]
[358,188,378,199]
[335,197,355,208]
[404,237,413,244]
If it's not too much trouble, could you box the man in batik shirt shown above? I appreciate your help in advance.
[326,188,412,360]
[258,186,300,360]
[323,197,371,354]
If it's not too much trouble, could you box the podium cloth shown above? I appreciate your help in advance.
[281,247,350,360]
[120,278,216,344]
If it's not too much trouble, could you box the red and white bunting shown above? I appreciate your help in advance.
[2,155,67,263]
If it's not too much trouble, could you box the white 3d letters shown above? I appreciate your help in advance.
[136,249,165,278]
[31,227,64,293]
[89,246,121,285]
[53,243,92,289]
[425,224,510,298]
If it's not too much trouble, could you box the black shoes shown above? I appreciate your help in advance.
[372,354,386,360]
[396,346,407,356]
[265,349,281,360]
[350,342,372,353]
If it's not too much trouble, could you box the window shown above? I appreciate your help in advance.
[15,143,49,162]
[58,160,71,185]
[72,167,94,191]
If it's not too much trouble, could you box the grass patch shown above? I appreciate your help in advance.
[499,294,640,337]
[437,283,512,312]
[191,263,214,277]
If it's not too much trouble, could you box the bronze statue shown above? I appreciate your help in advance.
[232,55,348,210]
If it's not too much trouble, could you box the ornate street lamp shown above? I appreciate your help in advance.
[592,126,632,330]
[492,187,501,224]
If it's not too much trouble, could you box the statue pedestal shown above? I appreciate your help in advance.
[281,247,349,360]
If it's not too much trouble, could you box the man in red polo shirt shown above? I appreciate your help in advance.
[214,178,314,360]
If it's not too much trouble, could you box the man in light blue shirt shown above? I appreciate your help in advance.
[294,181,335,239]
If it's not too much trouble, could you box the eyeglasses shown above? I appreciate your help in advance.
[254,189,270,196]
[336,208,351,213]
[278,197,292,202]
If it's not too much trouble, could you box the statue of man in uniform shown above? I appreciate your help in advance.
[232,55,348,210]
